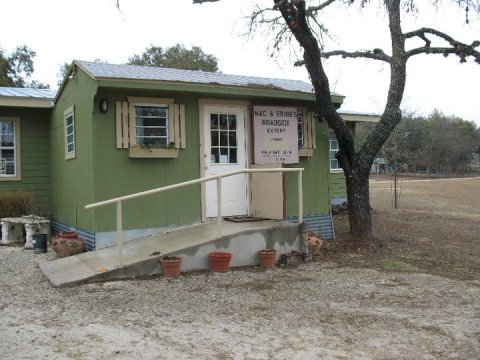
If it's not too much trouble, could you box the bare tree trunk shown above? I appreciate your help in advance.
[275,0,407,238]
[393,169,398,209]
[345,168,372,237]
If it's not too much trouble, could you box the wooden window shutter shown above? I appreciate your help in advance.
[169,104,186,149]
[115,102,122,148]
[168,103,176,146]
[307,111,316,149]
[179,104,186,149]
[115,101,129,149]
[122,102,129,148]
[304,112,311,149]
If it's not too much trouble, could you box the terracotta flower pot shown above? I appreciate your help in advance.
[209,252,232,272]
[160,256,182,278]
[58,231,78,238]
[52,231,85,258]
[308,233,324,255]
[258,249,277,268]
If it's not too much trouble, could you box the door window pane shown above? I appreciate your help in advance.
[211,114,218,129]
[220,131,228,146]
[210,113,238,164]
[230,148,237,163]
[219,114,228,129]
[229,132,237,147]
[220,147,229,163]
[211,131,219,146]
[228,115,236,130]
[211,148,219,164]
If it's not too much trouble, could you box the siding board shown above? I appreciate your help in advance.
[0,107,51,214]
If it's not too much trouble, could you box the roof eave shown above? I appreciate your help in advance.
[54,61,98,104]
[0,97,53,108]
[341,113,380,123]
[95,77,345,104]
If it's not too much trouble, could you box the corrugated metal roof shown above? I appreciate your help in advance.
[0,87,56,99]
[75,60,341,96]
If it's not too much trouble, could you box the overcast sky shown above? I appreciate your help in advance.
[1,0,479,124]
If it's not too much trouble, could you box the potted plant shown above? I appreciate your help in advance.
[51,231,86,258]
[208,252,232,272]
[160,255,182,278]
[258,249,277,268]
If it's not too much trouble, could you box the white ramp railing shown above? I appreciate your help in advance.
[85,168,304,266]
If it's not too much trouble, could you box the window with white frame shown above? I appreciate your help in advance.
[64,106,75,159]
[0,118,20,180]
[329,132,341,171]
[115,97,186,158]
[133,103,170,147]
[210,113,238,164]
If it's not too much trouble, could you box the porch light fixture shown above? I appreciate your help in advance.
[99,99,108,113]
[313,112,323,122]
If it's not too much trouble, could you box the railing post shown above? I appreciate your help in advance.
[216,177,222,236]
[298,170,303,224]
[116,200,124,267]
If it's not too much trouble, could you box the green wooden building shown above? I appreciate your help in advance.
[1,61,378,250]
[0,88,55,212]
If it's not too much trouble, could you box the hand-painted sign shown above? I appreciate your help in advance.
[253,106,299,164]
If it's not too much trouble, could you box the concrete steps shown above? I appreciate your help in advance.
[40,220,303,287]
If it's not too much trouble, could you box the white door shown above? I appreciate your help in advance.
[204,105,248,217]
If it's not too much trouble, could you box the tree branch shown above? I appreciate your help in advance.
[320,49,391,63]
[405,27,480,63]
[306,0,338,15]
[192,0,221,3]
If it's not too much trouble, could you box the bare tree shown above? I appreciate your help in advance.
[192,0,479,238]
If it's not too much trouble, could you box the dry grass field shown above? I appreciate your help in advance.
[327,176,480,280]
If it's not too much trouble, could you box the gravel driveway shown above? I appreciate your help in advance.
[1,246,479,359]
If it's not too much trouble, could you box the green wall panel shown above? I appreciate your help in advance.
[285,121,330,216]
[50,70,97,230]
[326,122,353,201]
[90,89,201,232]
[0,107,51,215]
[329,172,347,198]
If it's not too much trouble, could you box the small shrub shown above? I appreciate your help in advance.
[0,190,41,219]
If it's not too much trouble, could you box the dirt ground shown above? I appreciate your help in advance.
[0,176,479,359]
[326,176,480,281]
